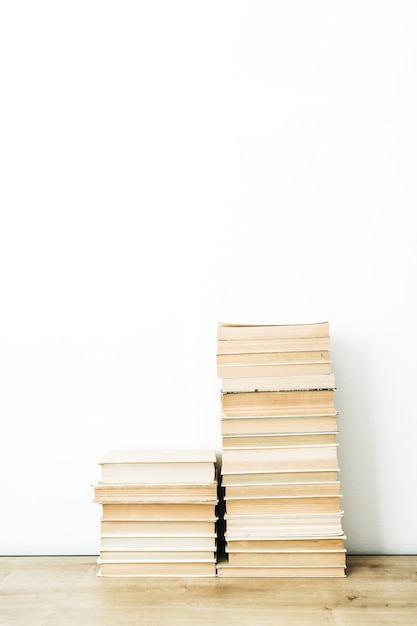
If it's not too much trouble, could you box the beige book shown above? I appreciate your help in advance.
[225,536,346,552]
[223,481,341,498]
[225,495,342,516]
[216,560,345,577]
[221,373,335,393]
[221,390,336,417]
[217,350,330,365]
[221,415,339,435]
[101,502,217,520]
[100,535,217,550]
[217,336,331,354]
[94,481,218,504]
[98,449,217,484]
[222,432,338,448]
[227,550,346,567]
[98,560,216,577]
[218,361,332,379]
[221,445,339,473]
[221,470,340,485]
[217,321,330,342]
[99,550,216,562]
[101,519,217,536]
[224,513,345,538]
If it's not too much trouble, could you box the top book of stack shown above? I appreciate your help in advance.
[217,322,335,393]
[97,450,217,485]
[94,449,219,504]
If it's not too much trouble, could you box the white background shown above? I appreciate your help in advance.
[1,1,416,555]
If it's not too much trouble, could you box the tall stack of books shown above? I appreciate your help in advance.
[93,449,218,576]
[216,321,346,577]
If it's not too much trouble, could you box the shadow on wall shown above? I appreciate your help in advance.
[332,334,382,555]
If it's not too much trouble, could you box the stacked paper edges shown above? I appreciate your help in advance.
[217,321,346,578]
[93,449,218,577]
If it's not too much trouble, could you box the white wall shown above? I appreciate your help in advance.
[1,1,416,555]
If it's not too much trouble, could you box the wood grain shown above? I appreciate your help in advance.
[1,555,416,625]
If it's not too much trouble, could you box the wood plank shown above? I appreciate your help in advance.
[0,556,416,625]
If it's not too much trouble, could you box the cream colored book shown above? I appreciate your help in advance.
[217,350,330,365]
[224,512,345,538]
[217,321,330,342]
[217,336,331,354]
[216,564,346,577]
[101,502,217,520]
[100,535,217,550]
[221,470,340,485]
[222,432,338,448]
[98,449,217,484]
[101,519,217,536]
[99,550,216,562]
[221,415,339,435]
[218,361,332,379]
[221,445,339,473]
[225,536,346,552]
[227,550,346,567]
[223,481,341,498]
[221,373,336,393]
[224,495,342,516]
[98,560,216,577]
[94,481,218,503]
[221,390,336,417]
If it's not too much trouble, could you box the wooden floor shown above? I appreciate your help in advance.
[1,555,416,625]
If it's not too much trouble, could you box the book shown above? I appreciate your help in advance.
[224,495,342,516]
[221,373,336,393]
[225,536,346,552]
[217,337,331,354]
[221,445,339,473]
[99,550,216,562]
[224,513,345,539]
[221,414,339,435]
[98,560,217,577]
[221,390,336,417]
[94,481,218,503]
[101,502,217,520]
[218,361,332,379]
[217,321,330,342]
[223,482,341,498]
[98,449,217,484]
[216,564,346,577]
[100,535,217,550]
[222,432,338,448]
[227,550,346,567]
[217,350,330,365]
[221,470,340,485]
[101,519,218,536]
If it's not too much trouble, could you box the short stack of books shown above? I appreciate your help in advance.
[216,321,346,577]
[93,449,218,576]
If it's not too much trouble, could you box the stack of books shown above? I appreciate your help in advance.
[216,321,346,577]
[93,449,218,576]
